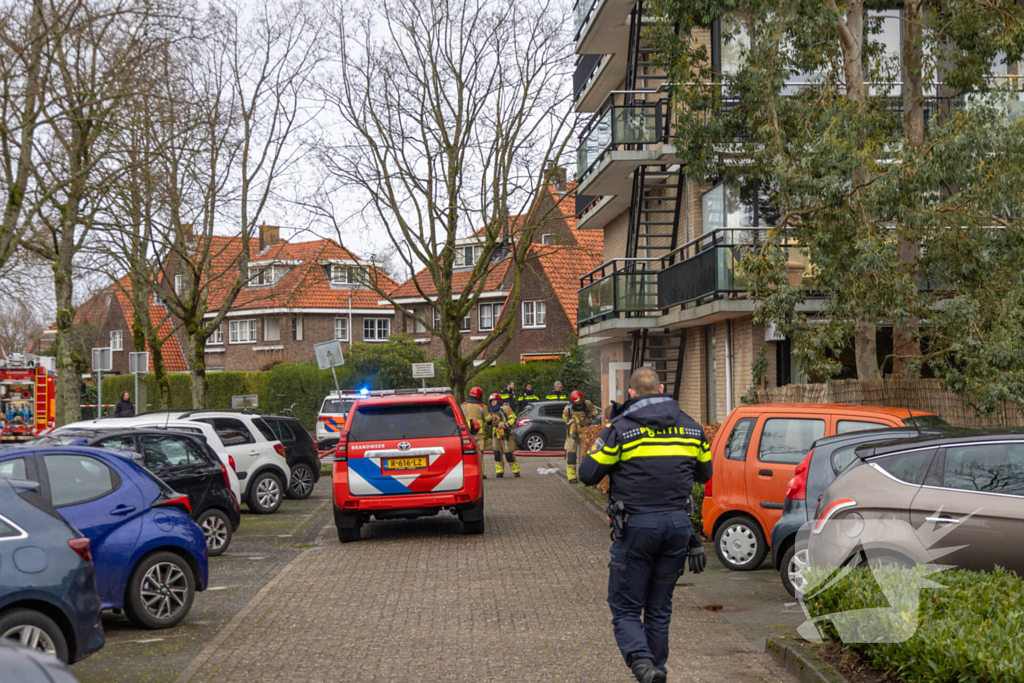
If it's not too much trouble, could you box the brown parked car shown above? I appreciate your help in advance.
[809,430,1024,574]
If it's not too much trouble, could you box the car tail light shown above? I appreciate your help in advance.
[785,450,812,501]
[228,455,236,471]
[516,417,531,428]
[68,538,91,563]
[318,416,328,422]
[458,423,476,455]
[153,494,192,515]
[813,498,857,534]
[704,478,712,498]
[273,443,286,458]
[335,431,349,461]
[221,464,231,490]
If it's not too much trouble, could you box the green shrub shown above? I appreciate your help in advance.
[805,566,1024,683]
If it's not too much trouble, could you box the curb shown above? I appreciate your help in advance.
[765,637,848,683]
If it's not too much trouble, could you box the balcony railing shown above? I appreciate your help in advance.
[573,0,601,43]
[576,91,668,184]
[578,259,660,326]
[573,54,603,101]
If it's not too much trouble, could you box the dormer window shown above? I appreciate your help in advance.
[152,292,164,307]
[248,263,290,287]
[455,245,478,268]
[329,264,351,285]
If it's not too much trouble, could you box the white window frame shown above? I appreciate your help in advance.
[174,274,183,294]
[454,245,477,268]
[110,330,123,351]
[414,310,426,334]
[263,317,280,342]
[334,316,349,341]
[460,311,471,332]
[540,233,554,245]
[433,308,441,329]
[152,292,164,307]
[479,302,502,331]
[209,324,224,345]
[292,316,303,341]
[363,318,390,342]
[522,301,546,329]
[329,264,350,285]
[229,319,258,344]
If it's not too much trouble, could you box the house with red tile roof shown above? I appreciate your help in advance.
[200,226,398,371]
[390,180,603,365]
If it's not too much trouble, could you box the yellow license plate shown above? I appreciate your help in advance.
[384,457,427,471]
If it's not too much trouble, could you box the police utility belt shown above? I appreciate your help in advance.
[605,497,693,541]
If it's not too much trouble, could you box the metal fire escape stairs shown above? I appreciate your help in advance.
[625,1,686,401]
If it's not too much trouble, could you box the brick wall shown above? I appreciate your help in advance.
[604,209,629,261]
[96,292,136,376]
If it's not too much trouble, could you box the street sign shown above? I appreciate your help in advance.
[129,352,149,374]
[412,363,435,379]
[231,394,259,409]
[314,340,345,370]
[91,347,112,372]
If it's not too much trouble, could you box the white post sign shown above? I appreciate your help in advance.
[91,347,112,418]
[128,351,149,417]
[411,362,434,391]
[314,340,346,395]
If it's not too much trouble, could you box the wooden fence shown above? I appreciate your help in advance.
[749,378,1024,428]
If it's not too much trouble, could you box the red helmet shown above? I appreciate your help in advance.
[469,386,483,400]
[489,393,501,402]
[570,390,584,403]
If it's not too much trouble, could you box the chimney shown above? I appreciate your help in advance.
[259,224,280,251]
[546,164,567,193]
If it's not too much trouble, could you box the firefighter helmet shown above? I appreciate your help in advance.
[570,390,584,403]
[469,386,483,400]
[489,393,501,402]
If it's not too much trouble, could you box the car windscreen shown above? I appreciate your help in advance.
[321,398,356,415]
[349,403,459,441]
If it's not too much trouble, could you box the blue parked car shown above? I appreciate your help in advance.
[0,476,103,663]
[0,446,208,629]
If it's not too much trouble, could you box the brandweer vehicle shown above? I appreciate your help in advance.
[0,354,55,443]
[263,416,320,499]
[332,392,484,542]
[702,403,941,571]
[513,401,569,452]
[0,445,208,629]
[0,477,104,664]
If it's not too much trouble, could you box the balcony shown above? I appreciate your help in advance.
[573,0,633,55]
[573,52,630,113]
[578,259,660,328]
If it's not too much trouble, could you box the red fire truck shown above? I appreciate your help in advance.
[0,354,56,442]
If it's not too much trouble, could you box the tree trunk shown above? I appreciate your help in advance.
[187,327,207,409]
[53,253,80,426]
[151,343,171,409]
[855,321,880,381]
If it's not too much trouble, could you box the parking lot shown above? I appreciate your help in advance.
[70,464,796,683]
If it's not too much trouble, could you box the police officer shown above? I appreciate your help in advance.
[518,383,540,407]
[486,392,520,478]
[461,387,489,480]
[562,390,599,483]
[580,367,711,683]
[545,380,568,401]
[498,381,518,412]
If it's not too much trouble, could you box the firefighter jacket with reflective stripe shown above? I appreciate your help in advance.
[461,398,487,441]
[563,400,599,438]
[579,394,711,515]
[486,403,516,438]
[545,390,568,401]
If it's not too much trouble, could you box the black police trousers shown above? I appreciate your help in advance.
[607,509,692,672]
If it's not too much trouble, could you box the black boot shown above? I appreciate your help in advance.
[630,658,666,683]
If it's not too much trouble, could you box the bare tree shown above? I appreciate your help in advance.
[0,300,45,354]
[312,0,573,400]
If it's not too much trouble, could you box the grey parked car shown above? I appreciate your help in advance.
[810,430,1024,575]
[513,401,569,452]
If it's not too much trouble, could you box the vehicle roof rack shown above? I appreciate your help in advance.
[134,410,186,417]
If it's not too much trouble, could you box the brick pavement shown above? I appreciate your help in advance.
[175,467,795,683]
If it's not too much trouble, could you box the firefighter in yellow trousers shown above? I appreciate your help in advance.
[487,392,520,478]
[563,390,600,483]
[461,387,489,480]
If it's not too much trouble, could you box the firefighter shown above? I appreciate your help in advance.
[580,367,710,683]
[562,390,599,483]
[498,380,518,412]
[461,387,489,480]
[517,383,539,407]
[486,392,520,478]
[545,380,568,401]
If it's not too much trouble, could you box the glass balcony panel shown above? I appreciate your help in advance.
[615,272,658,313]
[578,276,615,323]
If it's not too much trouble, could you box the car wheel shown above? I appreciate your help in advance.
[524,433,546,452]
[286,463,315,500]
[337,525,361,543]
[198,508,232,556]
[124,551,196,629]
[0,608,69,663]
[714,517,768,571]
[856,550,913,569]
[779,545,810,597]
[247,471,283,514]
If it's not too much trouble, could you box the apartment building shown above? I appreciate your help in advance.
[391,182,604,364]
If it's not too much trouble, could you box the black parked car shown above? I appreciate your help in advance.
[513,401,569,452]
[0,638,80,683]
[0,475,104,664]
[263,416,320,499]
[770,427,937,596]
[33,428,241,556]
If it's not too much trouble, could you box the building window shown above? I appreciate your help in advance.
[334,317,349,341]
[174,274,183,294]
[209,324,223,345]
[329,264,351,285]
[414,310,426,333]
[291,316,303,341]
[540,233,554,245]
[229,319,258,344]
[479,302,502,331]
[454,245,477,268]
[460,311,471,332]
[110,330,123,351]
[522,301,546,328]
[264,317,280,342]
[152,292,163,307]
[363,318,390,342]
[433,308,441,329]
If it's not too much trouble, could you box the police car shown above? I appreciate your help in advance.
[316,392,360,455]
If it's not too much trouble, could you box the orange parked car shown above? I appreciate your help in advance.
[701,403,941,571]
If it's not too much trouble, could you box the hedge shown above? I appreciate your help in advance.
[805,566,1024,683]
